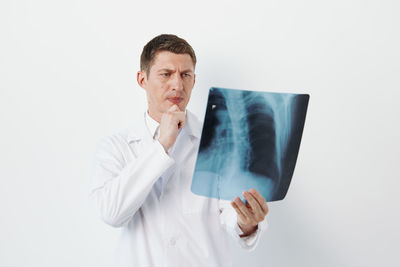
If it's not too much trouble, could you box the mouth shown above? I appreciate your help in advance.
[167,97,183,105]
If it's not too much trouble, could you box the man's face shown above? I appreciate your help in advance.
[137,51,196,122]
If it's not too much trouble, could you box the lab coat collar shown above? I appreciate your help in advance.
[127,109,202,143]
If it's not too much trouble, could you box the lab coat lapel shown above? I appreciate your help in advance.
[161,125,195,187]
[127,112,154,156]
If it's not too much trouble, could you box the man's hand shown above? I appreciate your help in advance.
[231,188,269,237]
[158,105,186,152]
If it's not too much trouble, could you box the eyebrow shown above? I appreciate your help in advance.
[157,68,193,73]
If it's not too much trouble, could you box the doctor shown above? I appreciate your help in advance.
[91,34,269,267]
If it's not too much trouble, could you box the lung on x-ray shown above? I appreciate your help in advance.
[191,87,309,202]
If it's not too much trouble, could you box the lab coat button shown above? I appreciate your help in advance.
[169,237,176,246]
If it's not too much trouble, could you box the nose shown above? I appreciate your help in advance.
[170,73,184,91]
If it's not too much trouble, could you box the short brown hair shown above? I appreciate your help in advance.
[140,34,197,75]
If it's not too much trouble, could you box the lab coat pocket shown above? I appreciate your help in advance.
[182,193,207,214]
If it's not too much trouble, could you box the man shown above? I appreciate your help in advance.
[90,34,269,267]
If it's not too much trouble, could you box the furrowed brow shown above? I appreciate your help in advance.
[181,69,194,73]
[157,68,174,73]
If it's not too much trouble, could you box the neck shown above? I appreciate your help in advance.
[147,109,161,123]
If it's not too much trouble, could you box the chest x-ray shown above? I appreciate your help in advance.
[191,87,309,202]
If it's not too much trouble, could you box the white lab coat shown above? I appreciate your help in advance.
[90,109,268,267]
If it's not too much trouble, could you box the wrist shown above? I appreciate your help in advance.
[239,224,258,237]
[158,137,169,153]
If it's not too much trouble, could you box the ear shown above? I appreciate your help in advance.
[193,73,196,87]
[137,70,147,89]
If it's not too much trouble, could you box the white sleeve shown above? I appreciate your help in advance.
[218,199,268,251]
[89,136,175,228]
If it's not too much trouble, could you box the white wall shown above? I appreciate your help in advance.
[1,0,399,266]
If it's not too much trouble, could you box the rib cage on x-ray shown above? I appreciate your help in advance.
[191,88,309,202]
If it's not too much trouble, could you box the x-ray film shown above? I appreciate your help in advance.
[191,87,309,202]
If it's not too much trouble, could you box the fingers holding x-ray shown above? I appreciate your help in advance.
[231,188,268,235]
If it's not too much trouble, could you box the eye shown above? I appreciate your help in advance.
[182,73,191,78]
[161,73,170,77]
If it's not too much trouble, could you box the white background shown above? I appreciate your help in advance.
[1,0,399,266]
